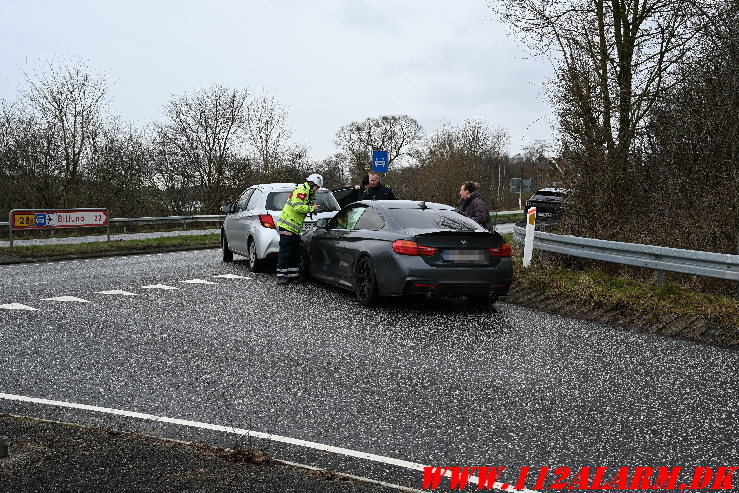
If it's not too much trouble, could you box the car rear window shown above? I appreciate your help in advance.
[533,190,563,198]
[389,209,481,231]
[266,190,340,212]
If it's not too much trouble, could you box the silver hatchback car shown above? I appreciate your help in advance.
[221,183,340,271]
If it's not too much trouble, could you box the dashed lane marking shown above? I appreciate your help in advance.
[141,284,179,290]
[179,279,218,285]
[41,296,90,303]
[213,274,251,279]
[0,303,38,311]
[95,290,137,296]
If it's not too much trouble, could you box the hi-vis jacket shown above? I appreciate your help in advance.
[277,182,317,234]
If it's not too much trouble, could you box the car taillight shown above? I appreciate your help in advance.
[259,214,276,229]
[488,244,512,257]
[392,240,437,256]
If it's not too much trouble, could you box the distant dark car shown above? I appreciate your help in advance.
[525,188,569,216]
[300,200,513,307]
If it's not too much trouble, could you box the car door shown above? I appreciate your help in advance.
[241,188,265,252]
[227,188,254,253]
[333,206,370,284]
[309,206,356,283]
[331,187,360,209]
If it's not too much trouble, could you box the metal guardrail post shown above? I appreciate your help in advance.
[654,270,666,286]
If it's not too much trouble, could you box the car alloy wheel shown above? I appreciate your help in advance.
[354,256,378,306]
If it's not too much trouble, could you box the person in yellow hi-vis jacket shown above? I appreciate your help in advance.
[276,173,323,285]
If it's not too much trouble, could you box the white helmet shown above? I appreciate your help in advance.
[306,173,323,188]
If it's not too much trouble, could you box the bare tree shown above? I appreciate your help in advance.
[334,115,425,183]
[156,85,248,212]
[490,0,716,235]
[22,59,108,207]
[405,119,509,206]
[243,92,294,178]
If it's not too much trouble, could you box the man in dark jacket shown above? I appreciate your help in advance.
[456,181,492,230]
[361,172,397,200]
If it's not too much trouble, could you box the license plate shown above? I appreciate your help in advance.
[301,222,314,232]
[443,249,486,263]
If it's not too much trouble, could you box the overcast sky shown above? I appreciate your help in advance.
[0,0,555,160]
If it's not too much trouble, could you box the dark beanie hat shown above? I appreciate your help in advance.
[361,174,370,187]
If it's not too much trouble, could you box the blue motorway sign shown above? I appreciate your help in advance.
[34,213,47,227]
[372,150,388,173]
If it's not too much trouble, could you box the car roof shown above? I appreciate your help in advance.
[536,187,569,193]
[251,183,331,192]
[359,199,455,210]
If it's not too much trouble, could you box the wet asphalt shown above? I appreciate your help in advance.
[0,249,737,490]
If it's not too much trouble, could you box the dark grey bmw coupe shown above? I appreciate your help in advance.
[300,200,513,307]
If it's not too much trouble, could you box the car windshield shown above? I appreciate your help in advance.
[389,209,482,231]
[266,190,340,212]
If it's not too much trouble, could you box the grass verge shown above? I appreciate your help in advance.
[0,233,220,260]
[502,234,739,348]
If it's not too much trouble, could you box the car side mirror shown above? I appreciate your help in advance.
[315,218,330,229]
[221,204,234,214]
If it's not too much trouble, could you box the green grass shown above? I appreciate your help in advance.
[0,233,220,259]
[504,235,739,337]
[492,212,525,223]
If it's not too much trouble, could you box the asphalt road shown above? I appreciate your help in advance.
[1,249,737,490]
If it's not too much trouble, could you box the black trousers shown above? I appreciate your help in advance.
[276,231,300,280]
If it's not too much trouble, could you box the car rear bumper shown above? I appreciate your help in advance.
[255,229,280,259]
[377,256,513,298]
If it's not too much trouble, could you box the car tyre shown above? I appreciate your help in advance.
[355,256,379,307]
[222,232,233,262]
[297,246,310,282]
[247,238,268,273]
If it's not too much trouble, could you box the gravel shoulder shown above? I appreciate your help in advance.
[0,415,412,493]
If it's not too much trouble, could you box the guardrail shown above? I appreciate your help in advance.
[109,215,224,233]
[513,225,739,284]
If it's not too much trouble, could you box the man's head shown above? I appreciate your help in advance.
[361,174,370,189]
[306,173,324,192]
[368,173,381,188]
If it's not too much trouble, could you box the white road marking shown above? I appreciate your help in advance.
[0,392,533,493]
[212,274,251,279]
[179,279,218,284]
[141,284,179,290]
[95,290,137,296]
[0,303,38,311]
[41,296,90,303]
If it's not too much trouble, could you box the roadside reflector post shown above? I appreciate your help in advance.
[0,436,10,458]
[523,207,536,267]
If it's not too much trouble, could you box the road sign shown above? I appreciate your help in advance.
[510,186,532,194]
[10,209,108,229]
[510,178,531,194]
[372,150,388,173]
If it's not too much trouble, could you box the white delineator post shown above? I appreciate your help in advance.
[523,207,536,267]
